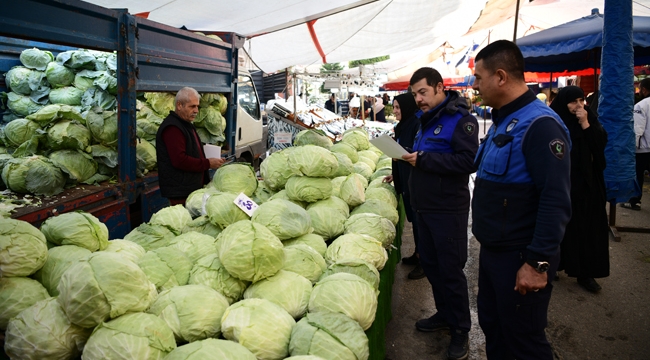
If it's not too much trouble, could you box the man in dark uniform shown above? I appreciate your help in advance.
[324,93,341,114]
[471,40,571,359]
[156,87,225,205]
[402,67,479,360]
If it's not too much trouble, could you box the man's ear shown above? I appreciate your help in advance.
[496,69,507,86]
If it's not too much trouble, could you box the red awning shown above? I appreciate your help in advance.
[383,74,465,91]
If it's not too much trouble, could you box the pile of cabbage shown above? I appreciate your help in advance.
[0,128,398,360]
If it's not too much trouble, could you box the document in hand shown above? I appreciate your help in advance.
[203,144,221,158]
[369,135,409,159]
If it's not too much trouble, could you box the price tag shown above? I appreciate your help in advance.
[274,132,292,144]
[233,192,259,217]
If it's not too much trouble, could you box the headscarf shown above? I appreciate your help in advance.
[372,96,385,114]
[393,93,418,139]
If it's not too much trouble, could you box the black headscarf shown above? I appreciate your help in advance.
[393,93,418,139]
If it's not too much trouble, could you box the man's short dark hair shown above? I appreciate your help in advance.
[640,78,650,91]
[410,67,443,88]
[474,40,525,82]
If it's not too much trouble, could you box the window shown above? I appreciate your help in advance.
[238,75,260,119]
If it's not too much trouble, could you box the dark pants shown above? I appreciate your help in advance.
[477,247,560,360]
[416,212,471,332]
[630,152,650,205]
[168,198,186,206]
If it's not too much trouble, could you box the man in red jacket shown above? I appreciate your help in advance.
[155,87,225,205]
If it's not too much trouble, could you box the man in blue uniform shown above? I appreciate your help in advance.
[471,40,571,359]
[403,67,479,360]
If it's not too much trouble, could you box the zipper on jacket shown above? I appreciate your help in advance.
[501,198,508,239]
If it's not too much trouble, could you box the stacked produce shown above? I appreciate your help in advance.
[0,47,227,197]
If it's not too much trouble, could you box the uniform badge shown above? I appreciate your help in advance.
[433,124,443,135]
[549,139,566,160]
[506,119,518,132]
[463,122,475,136]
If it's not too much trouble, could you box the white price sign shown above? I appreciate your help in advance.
[274,132,292,144]
[233,192,259,217]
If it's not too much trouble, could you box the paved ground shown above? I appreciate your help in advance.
[385,174,650,360]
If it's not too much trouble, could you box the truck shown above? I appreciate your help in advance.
[0,0,267,239]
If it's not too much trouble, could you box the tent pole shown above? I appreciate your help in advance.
[549,72,553,102]
[513,0,521,43]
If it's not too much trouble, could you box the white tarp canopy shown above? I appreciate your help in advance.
[84,0,650,73]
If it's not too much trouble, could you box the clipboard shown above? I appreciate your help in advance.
[369,134,409,159]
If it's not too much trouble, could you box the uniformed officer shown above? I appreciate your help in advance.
[471,40,571,359]
[402,67,479,360]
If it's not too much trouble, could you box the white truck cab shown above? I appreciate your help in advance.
[234,70,267,168]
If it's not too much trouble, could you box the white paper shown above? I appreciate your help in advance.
[274,132,292,144]
[233,192,259,217]
[203,144,221,158]
[370,134,409,159]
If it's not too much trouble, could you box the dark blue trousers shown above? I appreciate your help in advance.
[477,247,560,360]
[416,212,471,333]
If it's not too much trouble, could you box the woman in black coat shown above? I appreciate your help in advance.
[550,86,609,292]
[383,93,424,279]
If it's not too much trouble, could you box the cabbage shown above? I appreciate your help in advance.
[306,205,347,240]
[199,93,220,108]
[205,192,249,229]
[286,356,327,360]
[357,150,380,164]
[268,189,307,208]
[289,312,369,360]
[288,145,338,177]
[169,231,218,263]
[0,277,50,330]
[210,163,258,196]
[364,186,398,209]
[325,233,388,270]
[376,157,392,169]
[367,177,397,197]
[320,259,380,290]
[138,247,193,293]
[73,70,101,91]
[49,149,98,183]
[244,270,312,319]
[339,174,366,207]
[350,199,399,225]
[352,161,373,180]
[341,128,370,151]
[49,86,84,105]
[86,109,118,147]
[344,213,396,248]
[25,103,85,127]
[221,298,296,359]
[92,72,117,94]
[136,138,157,175]
[4,298,92,360]
[6,92,43,116]
[294,129,333,148]
[195,106,226,140]
[216,220,284,282]
[283,244,327,283]
[368,144,383,157]
[19,48,53,71]
[252,180,275,204]
[307,195,350,218]
[330,176,346,197]
[260,147,298,191]
[40,211,109,251]
[282,233,327,257]
[0,153,12,190]
[285,176,332,203]
[33,245,91,296]
[148,284,229,343]
[149,204,192,235]
[0,218,48,277]
[357,156,376,172]
[1,155,66,196]
[82,87,116,110]
[46,119,91,151]
[188,253,248,304]
[56,49,96,70]
[182,215,222,237]
[185,187,220,217]
[124,223,176,251]
[370,167,392,182]
[251,199,312,240]
[330,142,358,163]
[2,119,41,148]
[81,312,176,359]
[165,339,256,360]
[332,151,354,177]
[57,252,157,328]
[91,144,118,170]
[45,62,75,88]
[144,92,176,115]
[308,273,377,330]
[5,66,46,95]
[103,240,146,264]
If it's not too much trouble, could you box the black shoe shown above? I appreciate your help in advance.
[407,264,426,280]
[622,202,641,211]
[447,330,469,360]
[402,252,419,265]
[577,277,602,293]
[415,314,450,332]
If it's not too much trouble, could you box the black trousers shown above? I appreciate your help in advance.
[478,247,560,360]
[416,212,471,332]
[630,152,650,204]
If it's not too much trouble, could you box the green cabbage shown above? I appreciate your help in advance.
[147,284,230,343]
[365,187,398,209]
[320,259,380,290]
[86,109,118,147]
[81,87,116,110]
[341,128,370,151]
[0,218,48,277]
[330,176,346,198]
[205,192,249,229]
[19,48,53,71]
[325,233,388,271]
[306,205,347,240]
[33,245,91,296]
[332,151,354,177]
[367,177,397,197]
[344,213,396,248]
[103,240,146,264]
[194,106,226,140]
[285,176,332,203]
[283,244,327,283]
[352,161,373,180]
[6,92,43,116]
[285,356,327,360]
[49,86,84,105]
[370,167,392,182]
[252,180,275,204]
[350,199,399,225]
[307,195,350,218]
[165,339,256,360]
[46,119,91,151]
[73,70,102,91]
[339,174,366,207]
[144,92,176,116]
[376,157,392,169]
[136,138,157,175]
[251,199,312,240]
[294,129,333,148]
[185,187,220,218]
[243,270,312,319]
[330,142,358,163]
[216,220,284,282]
[49,149,98,183]
[124,223,176,251]
[357,156,376,172]
[4,298,92,360]
[56,49,96,70]
[40,211,108,251]
[2,119,41,148]
[188,253,248,304]
[0,153,13,190]
[1,155,66,196]
[169,231,218,263]
[289,312,369,360]
[210,163,258,196]
[268,189,308,208]
[25,103,85,127]
[260,147,298,191]
[288,145,338,177]
[5,66,46,95]
[57,252,157,328]
[149,204,192,235]
[221,298,296,360]
[0,277,50,330]
[138,247,193,293]
[282,233,327,257]
[45,62,75,88]
[182,215,222,237]
[357,150,380,164]
[81,312,176,359]
[308,273,378,330]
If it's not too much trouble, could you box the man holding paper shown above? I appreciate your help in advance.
[403,67,479,360]
[156,87,226,205]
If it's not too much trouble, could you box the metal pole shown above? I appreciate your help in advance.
[549,72,553,102]
[293,71,297,116]
[513,0,521,43]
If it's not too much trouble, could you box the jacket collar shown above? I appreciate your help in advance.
[492,90,537,124]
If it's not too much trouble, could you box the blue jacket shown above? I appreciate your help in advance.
[472,90,572,263]
[408,90,479,213]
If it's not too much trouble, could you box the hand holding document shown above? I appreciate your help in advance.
[370,135,409,159]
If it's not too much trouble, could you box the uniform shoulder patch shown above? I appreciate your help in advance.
[549,139,566,160]
[433,124,443,135]
[463,122,475,136]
